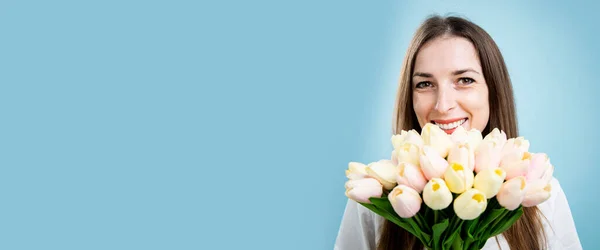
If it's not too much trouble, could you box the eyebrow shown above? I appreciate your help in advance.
[412,68,481,78]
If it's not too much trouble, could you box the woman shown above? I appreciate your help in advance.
[334,15,582,250]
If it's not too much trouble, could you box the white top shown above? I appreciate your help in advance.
[334,177,582,250]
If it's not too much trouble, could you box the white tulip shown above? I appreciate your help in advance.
[422,178,453,210]
[473,168,506,198]
[453,188,487,220]
[365,160,397,190]
[421,123,454,158]
[346,162,368,180]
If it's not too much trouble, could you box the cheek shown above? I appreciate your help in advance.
[412,94,434,123]
[461,89,490,130]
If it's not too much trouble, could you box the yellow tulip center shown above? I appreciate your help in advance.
[544,184,551,192]
[397,189,404,194]
[433,183,440,191]
[398,165,405,177]
[522,152,532,161]
[494,169,504,177]
[451,163,464,171]
[472,193,484,203]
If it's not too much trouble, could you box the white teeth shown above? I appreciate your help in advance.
[434,119,466,130]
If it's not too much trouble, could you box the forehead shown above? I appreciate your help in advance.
[413,36,482,73]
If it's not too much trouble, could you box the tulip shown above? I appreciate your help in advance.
[444,163,474,194]
[522,180,552,207]
[500,150,531,180]
[423,178,453,210]
[483,128,507,146]
[389,185,422,218]
[396,162,427,193]
[345,178,383,204]
[502,137,530,157]
[365,160,398,190]
[474,140,502,173]
[473,168,506,198]
[421,123,454,158]
[496,176,527,210]
[526,153,554,185]
[453,188,487,220]
[451,126,483,150]
[392,143,421,167]
[346,162,368,180]
[391,129,424,149]
[420,146,449,180]
[448,142,475,171]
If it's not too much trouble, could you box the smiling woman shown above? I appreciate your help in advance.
[411,35,490,135]
[334,14,582,250]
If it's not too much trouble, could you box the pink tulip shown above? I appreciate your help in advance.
[522,180,552,207]
[496,176,527,210]
[388,185,422,218]
[501,137,530,157]
[420,146,449,180]
[451,126,483,150]
[396,162,427,193]
[474,140,503,173]
[500,150,530,179]
[526,153,554,185]
[344,178,383,204]
[448,142,475,171]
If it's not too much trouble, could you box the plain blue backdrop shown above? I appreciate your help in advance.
[0,1,598,249]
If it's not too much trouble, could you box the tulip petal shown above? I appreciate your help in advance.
[496,176,526,210]
[389,185,422,218]
[522,180,552,207]
[346,162,368,180]
[365,160,398,190]
[453,188,487,220]
[421,123,454,158]
[396,162,427,193]
[423,178,453,210]
[443,163,474,194]
[345,178,383,204]
[473,168,506,198]
[420,146,449,180]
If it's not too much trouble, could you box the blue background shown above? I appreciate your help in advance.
[1,1,597,249]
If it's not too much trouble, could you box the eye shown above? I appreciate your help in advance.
[458,77,475,85]
[415,81,432,89]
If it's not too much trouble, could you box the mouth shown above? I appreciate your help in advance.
[431,118,468,134]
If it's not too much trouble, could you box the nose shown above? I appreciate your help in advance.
[434,84,457,114]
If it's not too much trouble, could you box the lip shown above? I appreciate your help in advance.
[431,117,467,124]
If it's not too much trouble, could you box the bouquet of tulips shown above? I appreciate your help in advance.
[344,123,554,250]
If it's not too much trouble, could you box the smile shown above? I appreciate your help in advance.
[432,118,467,130]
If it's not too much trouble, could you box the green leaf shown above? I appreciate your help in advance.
[442,221,462,250]
[480,210,509,238]
[466,217,480,238]
[489,207,524,237]
[432,219,449,250]
[361,198,418,237]
[474,208,506,238]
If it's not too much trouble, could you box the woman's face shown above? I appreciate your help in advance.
[412,35,490,134]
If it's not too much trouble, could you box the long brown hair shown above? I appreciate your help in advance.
[383,15,547,250]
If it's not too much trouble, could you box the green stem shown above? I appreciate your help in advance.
[434,210,439,225]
